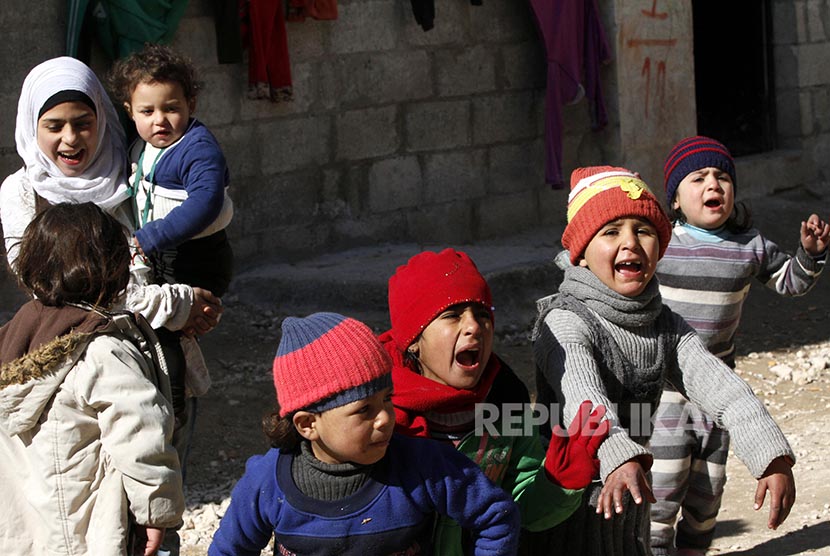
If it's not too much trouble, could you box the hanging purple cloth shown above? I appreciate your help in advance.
[529,0,611,188]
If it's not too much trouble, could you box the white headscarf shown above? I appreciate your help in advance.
[15,56,130,210]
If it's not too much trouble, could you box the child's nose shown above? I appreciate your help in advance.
[376,407,393,430]
[461,310,482,335]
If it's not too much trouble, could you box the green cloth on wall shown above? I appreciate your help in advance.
[66,0,189,60]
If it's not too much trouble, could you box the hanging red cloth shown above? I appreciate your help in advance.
[240,0,293,102]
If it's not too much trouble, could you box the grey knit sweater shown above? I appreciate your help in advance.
[533,262,794,483]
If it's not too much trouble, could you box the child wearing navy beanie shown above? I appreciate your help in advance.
[650,136,829,556]
[209,312,521,556]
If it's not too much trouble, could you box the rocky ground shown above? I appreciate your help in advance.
[180,275,830,555]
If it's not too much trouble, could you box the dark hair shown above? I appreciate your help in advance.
[668,200,753,234]
[262,409,303,451]
[107,43,200,105]
[15,202,130,307]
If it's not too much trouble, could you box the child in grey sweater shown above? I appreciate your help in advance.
[532,165,795,556]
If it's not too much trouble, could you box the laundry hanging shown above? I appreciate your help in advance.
[287,0,338,22]
[529,0,611,188]
[240,0,293,102]
[410,0,482,32]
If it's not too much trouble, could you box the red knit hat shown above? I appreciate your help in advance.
[561,166,672,264]
[273,312,392,417]
[387,248,493,351]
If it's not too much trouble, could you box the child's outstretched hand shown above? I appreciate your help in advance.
[544,400,610,489]
[597,458,656,519]
[755,456,796,529]
[800,213,830,256]
[132,525,165,555]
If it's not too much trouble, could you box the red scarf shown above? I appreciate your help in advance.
[378,330,502,438]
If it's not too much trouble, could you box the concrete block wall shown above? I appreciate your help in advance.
[772,0,830,185]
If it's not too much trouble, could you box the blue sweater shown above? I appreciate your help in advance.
[133,119,230,254]
[208,434,520,556]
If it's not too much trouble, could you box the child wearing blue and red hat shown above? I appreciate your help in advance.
[649,137,829,556]
[209,312,521,556]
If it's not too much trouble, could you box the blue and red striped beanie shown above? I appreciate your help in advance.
[273,312,392,417]
[664,136,736,204]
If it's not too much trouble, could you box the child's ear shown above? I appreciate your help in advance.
[188,97,197,115]
[578,258,589,268]
[293,411,319,441]
[672,198,681,210]
[123,103,134,120]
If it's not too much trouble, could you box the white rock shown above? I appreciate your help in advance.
[770,364,793,381]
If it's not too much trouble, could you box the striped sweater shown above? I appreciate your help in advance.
[656,223,826,366]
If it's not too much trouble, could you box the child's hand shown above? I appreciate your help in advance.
[544,400,609,489]
[184,287,224,337]
[131,525,165,555]
[596,458,655,519]
[800,214,830,256]
[755,456,796,529]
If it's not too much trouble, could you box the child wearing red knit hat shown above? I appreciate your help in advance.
[650,137,828,556]
[209,312,521,556]
[378,248,609,556]
[532,166,797,556]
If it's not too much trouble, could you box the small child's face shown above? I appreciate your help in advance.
[411,303,494,390]
[673,167,734,229]
[579,217,660,297]
[126,80,193,148]
[306,387,395,465]
[36,101,99,177]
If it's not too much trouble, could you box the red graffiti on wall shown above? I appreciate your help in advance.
[627,0,675,118]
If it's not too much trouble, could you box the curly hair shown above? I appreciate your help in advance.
[107,42,201,105]
[15,202,130,308]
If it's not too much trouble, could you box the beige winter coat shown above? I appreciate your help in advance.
[0,311,184,555]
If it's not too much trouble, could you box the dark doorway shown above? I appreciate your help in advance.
[692,0,776,155]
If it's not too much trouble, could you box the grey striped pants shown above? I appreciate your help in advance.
[648,389,730,555]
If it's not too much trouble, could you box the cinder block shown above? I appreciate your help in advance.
[170,16,217,68]
[775,88,803,138]
[539,186,569,228]
[489,141,544,194]
[796,42,830,88]
[469,0,535,43]
[501,42,546,90]
[336,106,400,160]
[368,156,423,212]
[287,19,328,61]
[402,0,468,46]
[436,45,497,97]
[234,172,322,231]
[331,211,409,246]
[211,124,261,179]
[238,61,317,120]
[771,1,800,45]
[405,201,475,244]
[257,116,332,173]
[813,88,830,133]
[405,100,471,151]
[773,45,798,89]
[472,92,538,144]
[330,1,398,54]
[806,0,827,41]
[196,68,241,127]
[423,150,487,203]
[476,190,539,238]
[334,50,432,106]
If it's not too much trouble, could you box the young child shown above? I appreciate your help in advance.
[108,42,234,298]
[532,166,797,555]
[108,44,233,492]
[648,137,829,556]
[0,202,183,555]
[378,248,609,555]
[209,312,521,556]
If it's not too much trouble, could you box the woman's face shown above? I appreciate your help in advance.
[36,101,99,177]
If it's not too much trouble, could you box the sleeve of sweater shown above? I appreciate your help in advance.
[755,230,825,295]
[413,438,520,555]
[666,312,795,478]
[76,335,184,528]
[0,169,35,270]
[135,133,228,254]
[208,451,280,556]
[534,308,651,482]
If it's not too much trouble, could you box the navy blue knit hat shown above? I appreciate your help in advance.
[664,136,736,204]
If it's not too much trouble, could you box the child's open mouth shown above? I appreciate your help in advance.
[58,151,83,163]
[455,348,480,369]
[615,260,642,275]
[704,199,722,208]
